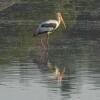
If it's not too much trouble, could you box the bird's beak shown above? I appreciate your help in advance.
[60,15,67,30]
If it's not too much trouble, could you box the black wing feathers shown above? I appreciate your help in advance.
[41,23,56,28]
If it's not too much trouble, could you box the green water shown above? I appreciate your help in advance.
[0,0,100,100]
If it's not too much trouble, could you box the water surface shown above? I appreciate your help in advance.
[0,0,100,100]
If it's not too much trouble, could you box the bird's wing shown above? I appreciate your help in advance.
[41,23,56,28]
[40,20,58,28]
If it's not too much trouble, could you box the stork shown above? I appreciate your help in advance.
[33,12,66,49]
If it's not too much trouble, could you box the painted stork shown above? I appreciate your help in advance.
[33,12,66,49]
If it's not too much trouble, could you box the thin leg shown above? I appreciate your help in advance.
[46,33,49,49]
[42,33,49,50]
[39,33,49,50]
[40,38,46,49]
[38,35,45,49]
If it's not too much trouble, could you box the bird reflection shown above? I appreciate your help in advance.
[55,66,65,81]
[48,62,65,82]
[32,48,65,82]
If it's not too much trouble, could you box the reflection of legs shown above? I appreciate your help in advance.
[40,49,48,64]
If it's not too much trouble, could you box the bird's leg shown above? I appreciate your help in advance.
[37,35,45,49]
[46,33,49,49]
[40,38,46,49]
[39,33,49,50]
[41,33,49,50]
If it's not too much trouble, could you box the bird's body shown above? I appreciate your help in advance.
[36,19,60,35]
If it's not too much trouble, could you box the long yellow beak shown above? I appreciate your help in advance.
[60,15,67,30]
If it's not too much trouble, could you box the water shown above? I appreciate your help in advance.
[0,0,100,100]
[0,37,100,100]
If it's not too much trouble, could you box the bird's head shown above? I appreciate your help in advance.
[56,12,66,29]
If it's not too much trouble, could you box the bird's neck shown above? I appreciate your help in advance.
[57,17,61,25]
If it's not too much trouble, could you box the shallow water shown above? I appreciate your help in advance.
[0,37,100,100]
[0,0,100,100]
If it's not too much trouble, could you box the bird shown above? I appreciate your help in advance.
[33,12,66,49]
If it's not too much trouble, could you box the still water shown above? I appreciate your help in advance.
[0,36,100,100]
[0,0,100,100]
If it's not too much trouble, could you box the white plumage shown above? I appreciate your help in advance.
[36,20,59,34]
